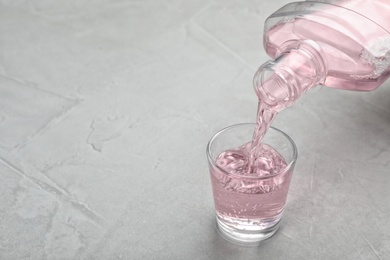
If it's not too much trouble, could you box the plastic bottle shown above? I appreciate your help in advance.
[254,0,390,111]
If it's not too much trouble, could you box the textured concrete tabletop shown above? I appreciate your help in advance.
[1,0,390,259]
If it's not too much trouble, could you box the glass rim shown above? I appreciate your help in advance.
[206,123,298,180]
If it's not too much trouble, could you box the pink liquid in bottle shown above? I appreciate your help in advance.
[256,0,390,110]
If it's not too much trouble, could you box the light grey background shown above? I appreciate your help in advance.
[1,0,389,259]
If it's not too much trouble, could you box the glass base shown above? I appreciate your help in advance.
[216,216,281,246]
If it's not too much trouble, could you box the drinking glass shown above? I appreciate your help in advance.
[207,123,298,245]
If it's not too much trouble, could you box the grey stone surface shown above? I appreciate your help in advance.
[0,0,389,259]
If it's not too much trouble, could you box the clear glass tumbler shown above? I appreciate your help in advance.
[206,123,297,245]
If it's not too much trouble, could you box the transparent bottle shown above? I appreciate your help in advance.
[254,0,390,111]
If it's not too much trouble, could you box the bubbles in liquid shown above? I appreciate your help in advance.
[216,149,248,174]
[215,142,287,194]
[360,36,390,77]
[216,142,286,177]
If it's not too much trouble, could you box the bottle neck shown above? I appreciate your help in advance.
[254,40,327,111]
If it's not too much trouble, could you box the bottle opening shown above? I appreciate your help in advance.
[254,40,327,110]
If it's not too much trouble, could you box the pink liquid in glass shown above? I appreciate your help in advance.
[211,142,292,230]
[210,103,288,230]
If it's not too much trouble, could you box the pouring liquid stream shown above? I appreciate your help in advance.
[248,102,277,174]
